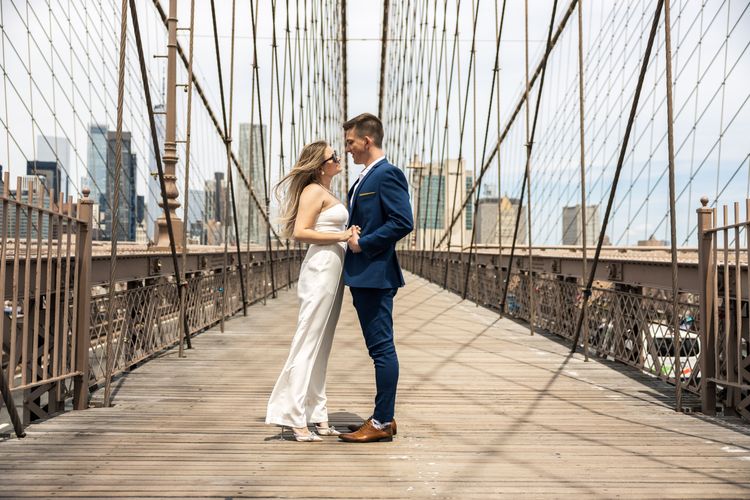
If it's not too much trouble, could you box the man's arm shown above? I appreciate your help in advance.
[357,167,413,258]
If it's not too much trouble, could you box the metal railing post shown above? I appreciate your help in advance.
[74,189,93,410]
[697,196,716,415]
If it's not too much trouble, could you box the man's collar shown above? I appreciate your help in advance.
[363,155,386,171]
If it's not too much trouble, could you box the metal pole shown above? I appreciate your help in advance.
[0,354,24,438]
[663,0,682,411]
[697,197,716,414]
[153,0,184,249]
[73,190,93,410]
[130,0,190,352]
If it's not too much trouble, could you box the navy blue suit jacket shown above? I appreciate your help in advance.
[344,159,414,289]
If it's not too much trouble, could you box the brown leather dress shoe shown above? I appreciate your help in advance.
[347,418,397,435]
[339,419,393,443]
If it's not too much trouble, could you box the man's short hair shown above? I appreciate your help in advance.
[343,113,384,148]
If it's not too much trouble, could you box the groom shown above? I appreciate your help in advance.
[338,113,413,443]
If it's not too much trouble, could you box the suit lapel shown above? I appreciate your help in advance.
[348,158,388,226]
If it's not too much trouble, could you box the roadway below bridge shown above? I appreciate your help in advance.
[1,273,749,498]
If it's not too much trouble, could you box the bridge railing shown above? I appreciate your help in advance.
[86,252,301,391]
[697,199,749,420]
[400,251,702,398]
[1,172,303,432]
[0,173,91,429]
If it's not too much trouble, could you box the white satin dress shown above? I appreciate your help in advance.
[266,203,348,428]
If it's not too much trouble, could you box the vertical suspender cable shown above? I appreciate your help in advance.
[463,0,507,300]
[430,0,458,270]
[577,0,589,360]
[495,0,504,301]
[102,0,128,408]
[499,0,559,314]
[663,0,682,411]
[378,0,390,119]
[248,0,259,302]
[250,0,278,300]
[570,0,665,353]
[209,0,247,324]
[523,0,535,335]
[178,0,196,357]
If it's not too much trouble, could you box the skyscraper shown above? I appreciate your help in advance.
[105,131,137,241]
[237,123,266,245]
[474,196,527,245]
[86,123,108,237]
[187,188,204,239]
[26,161,60,197]
[35,135,70,197]
[562,204,600,246]
[410,157,471,250]
[7,176,51,239]
[203,175,226,245]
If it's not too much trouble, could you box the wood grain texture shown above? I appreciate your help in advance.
[1,273,749,499]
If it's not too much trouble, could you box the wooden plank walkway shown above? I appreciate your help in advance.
[2,273,750,499]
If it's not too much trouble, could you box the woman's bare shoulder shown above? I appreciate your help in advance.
[299,183,326,205]
[301,182,324,194]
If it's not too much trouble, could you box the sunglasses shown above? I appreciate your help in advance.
[321,151,340,166]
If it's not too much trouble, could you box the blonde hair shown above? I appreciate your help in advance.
[275,140,330,239]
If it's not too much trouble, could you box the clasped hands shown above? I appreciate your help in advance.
[341,225,362,253]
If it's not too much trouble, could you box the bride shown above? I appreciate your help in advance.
[265,141,357,442]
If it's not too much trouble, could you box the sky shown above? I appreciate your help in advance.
[0,0,748,246]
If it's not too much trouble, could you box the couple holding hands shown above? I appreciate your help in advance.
[265,113,414,443]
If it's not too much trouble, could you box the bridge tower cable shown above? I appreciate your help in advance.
[498,0,560,315]
[178,0,196,357]
[570,0,666,354]
[462,0,507,300]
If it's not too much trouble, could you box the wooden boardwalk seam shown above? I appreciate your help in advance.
[1,273,749,499]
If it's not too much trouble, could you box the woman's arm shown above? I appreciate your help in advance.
[293,184,353,244]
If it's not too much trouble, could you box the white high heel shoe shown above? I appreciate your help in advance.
[289,427,323,442]
[314,423,341,436]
